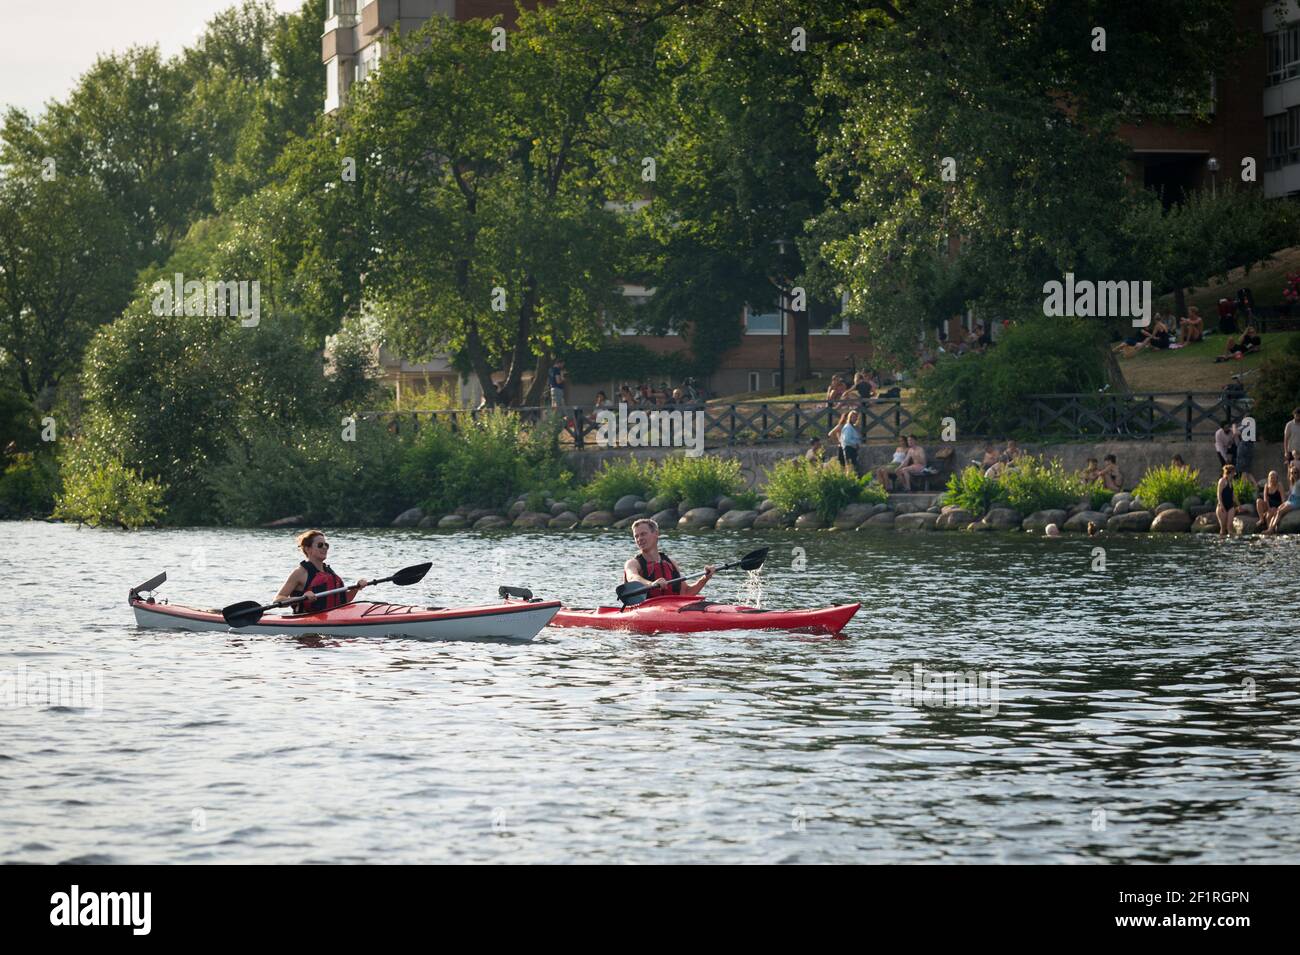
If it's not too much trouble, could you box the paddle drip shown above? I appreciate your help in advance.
[739,568,765,608]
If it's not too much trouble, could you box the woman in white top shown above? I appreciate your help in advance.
[829,410,862,474]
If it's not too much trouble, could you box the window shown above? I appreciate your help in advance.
[611,285,677,336]
[1266,109,1300,171]
[748,372,760,392]
[808,292,850,335]
[1267,24,1300,86]
[744,303,783,335]
[325,58,340,112]
[358,42,381,83]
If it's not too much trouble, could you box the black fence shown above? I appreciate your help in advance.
[359,390,1248,447]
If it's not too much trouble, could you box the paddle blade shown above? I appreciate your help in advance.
[737,547,770,571]
[391,562,433,586]
[221,601,265,628]
[132,571,167,595]
[499,585,534,601]
[615,581,646,603]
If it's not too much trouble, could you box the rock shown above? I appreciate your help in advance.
[508,500,527,518]
[966,521,996,532]
[1232,515,1259,536]
[645,495,673,513]
[417,514,440,528]
[758,499,776,513]
[1108,510,1153,533]
[614,494,643,518]
[932,494,946,508]
[983,507,1024,529]
[1063,510,1109,532]
[650,508,679,527]
[1150,508,1192,533]
[1183,495,1203,510]
[895,512,939,532]
[833,502,876,529]
[754,508,792,528]
[1022,509,1068,532]
[927,505,941,514]
[1101,504,1114,515]
[437,514,468,529]
[513,511,552,529]
[1276,510,1300,533]
[678,507,720,528]
[868,502,892,517]
[613,516,638,529]
[936,507,974,530]
[473,515,510,530]
[454,504,473,516]
[1189,503,1214,518]
[579,501,601,518]
[1191,513,1219,533]
[793,512,825,529]
[466,508,501,523]
[392,507,425,527]
[861,511,897,528]
[549,513,579,529]
[262,514,306,527]
[1154,502,1177,514]
[717,509,759,530]
[1112,499,1131,516]
[716,496,736,514]
[893,502,920,515]
[582,510,616,527]
[1113,492,1133,508]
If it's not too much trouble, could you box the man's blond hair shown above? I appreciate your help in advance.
[631,518,658,534]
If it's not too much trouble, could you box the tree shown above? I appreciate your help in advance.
[0,171,133,405]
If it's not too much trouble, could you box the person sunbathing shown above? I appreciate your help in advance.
[1179,307,1204,344]
[894,436,928,491]
[875,442,909,489]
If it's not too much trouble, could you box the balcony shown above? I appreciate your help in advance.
[362,0,401,36]
[325,0,360,32]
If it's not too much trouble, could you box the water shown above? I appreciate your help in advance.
[2,521,1299,863]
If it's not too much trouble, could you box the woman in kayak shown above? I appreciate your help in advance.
[274,530,369,612]
[623,518,715,600]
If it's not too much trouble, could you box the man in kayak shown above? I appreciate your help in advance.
[274,530,369,612]
[623,518,715,600]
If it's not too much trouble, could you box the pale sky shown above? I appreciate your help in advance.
[1,0,309,116]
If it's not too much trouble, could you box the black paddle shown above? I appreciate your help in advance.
[221,562,433,628]
[615,547,769,606]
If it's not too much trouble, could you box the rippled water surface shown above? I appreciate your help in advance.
[2,521,1299,863]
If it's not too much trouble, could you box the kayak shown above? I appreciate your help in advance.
[540,593,859,635]
[129,595,560,642]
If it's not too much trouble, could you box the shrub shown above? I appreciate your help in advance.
[655,454,746,509]
[998,455,1092,515]
[1233,474,1257,506]
[1253,352,1300,443]
[942,465,1006,517]
[915,318,1109,436]
[54,439,165,528]
[0,452,60,518]
[582,457,658,509]
[1134,464,1202,509]
[764,459,887,523]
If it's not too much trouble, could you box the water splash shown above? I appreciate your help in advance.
[738,568,765,608]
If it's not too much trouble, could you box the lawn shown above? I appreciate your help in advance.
[1118,329,1299,393]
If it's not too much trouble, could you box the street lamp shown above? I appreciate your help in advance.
[1207,156,1219,198]
[772,238,791,396]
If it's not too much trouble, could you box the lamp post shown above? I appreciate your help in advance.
[772,238,791,396]
[1207,156,1219,198]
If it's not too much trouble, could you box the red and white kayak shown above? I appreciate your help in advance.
[543,594,858,636]
[130,596,560,642]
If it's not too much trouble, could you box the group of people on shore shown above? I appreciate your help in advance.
[1113,291,1263,358]
[589,380,700,410]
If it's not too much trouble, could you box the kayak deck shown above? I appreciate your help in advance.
[546,594,858,636]
[130,597,560,642]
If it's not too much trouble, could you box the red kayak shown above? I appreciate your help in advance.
[543,594,858,636]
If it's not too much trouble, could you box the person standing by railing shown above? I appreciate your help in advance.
[548,359,566,408]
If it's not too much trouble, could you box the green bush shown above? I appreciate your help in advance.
[654,454,746,509]
[582,457,658,509]
[1134,464,1202,509]
[764,459,887,523]
[0,452,60,518]
[1253,353,1300,443]
[999,455,1093,515]
[942,465,1006,517]
[1233,474,1257,506]
[54,439,165,528]
[915,318,1109,436]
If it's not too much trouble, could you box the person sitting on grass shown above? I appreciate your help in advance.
[1178,306,1204,344]
[1256,470,1285,528]
[1135,318,1172,350]
[1081,457,1101,484]
[825,375,849,404]
[1098,454,1123,492]
[1214,327,1260,362]
[875,441,909,489]
[829,410,862,474]
[894,435,929,492]
[984,453,1012,480]
[1264,464,1300,534]
[975,443,998,470]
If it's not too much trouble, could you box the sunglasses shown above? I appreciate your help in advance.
[314,542,330,550]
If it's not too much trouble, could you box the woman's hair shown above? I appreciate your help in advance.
[1222,464,1234,478]
[1267,470,1280,485]
[296,529,325,553]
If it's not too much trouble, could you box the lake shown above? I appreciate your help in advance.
[2,521,1298,863]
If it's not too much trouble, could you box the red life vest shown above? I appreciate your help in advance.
[292,560,348,612]
[625,551,682,595]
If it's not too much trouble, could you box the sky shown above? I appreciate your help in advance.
[0,0,309,116]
